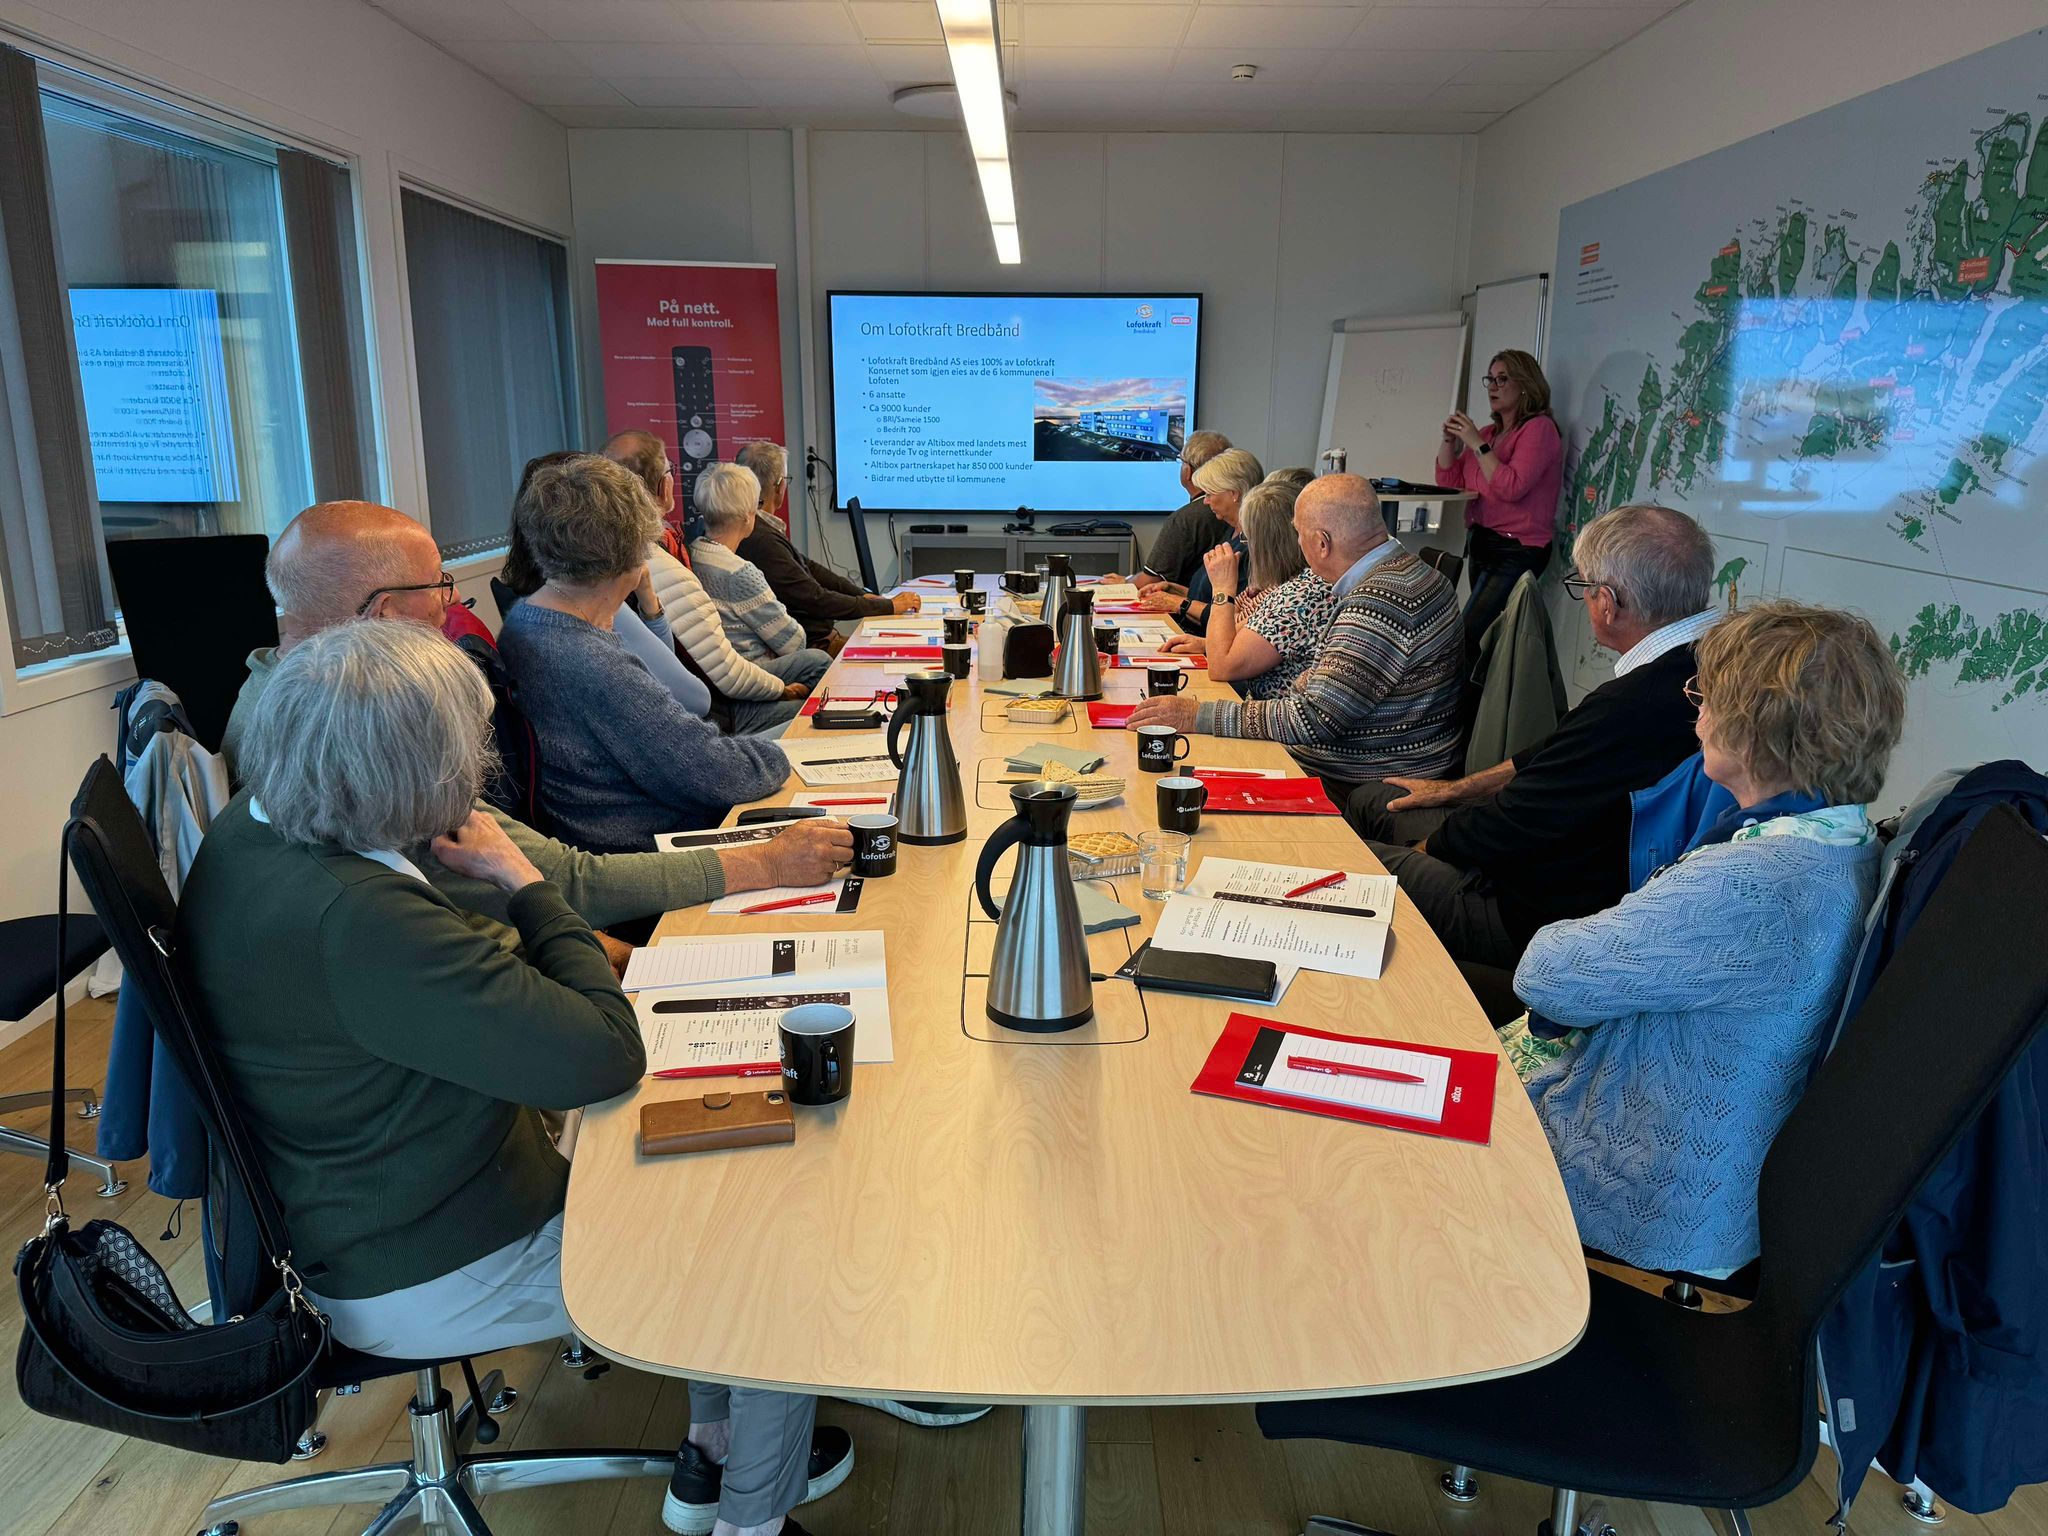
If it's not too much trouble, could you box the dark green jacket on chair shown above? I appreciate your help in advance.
[178,796,646,1300]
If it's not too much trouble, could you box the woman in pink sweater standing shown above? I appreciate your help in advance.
[1439,348,1563,657]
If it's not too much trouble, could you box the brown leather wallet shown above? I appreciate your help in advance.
[639,1090,796,1157]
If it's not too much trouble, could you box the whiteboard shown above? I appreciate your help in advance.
[1465,274,1548,419]
[1316,312,1467,485]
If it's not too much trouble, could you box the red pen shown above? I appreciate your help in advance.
[1287,1055,1425,1085]
[1195,769,1268,780]
[810,796,889,806]
[652,1062,780,1080]
[1282,871,1347,898]
[738,891,838,915]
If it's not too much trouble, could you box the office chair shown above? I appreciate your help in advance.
[1417,545,1464,588]
[1260,806,2048,1536]
[60,758,670,1536]
[106,534,279,754]
[0,912,124,1195]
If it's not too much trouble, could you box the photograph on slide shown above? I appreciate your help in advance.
[1031,376,1187,463]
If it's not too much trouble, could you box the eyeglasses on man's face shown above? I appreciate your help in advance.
[357,573,456,617]
[1561,572,1623,608]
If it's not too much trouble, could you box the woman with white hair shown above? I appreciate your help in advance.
[498,455,791,847]
[178,619,851,1536]
[688,461,831,688]
[1139,446,1264,632]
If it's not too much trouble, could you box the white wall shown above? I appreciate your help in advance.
[1468,0,2048,286]
[0,0,568,924]
[567,126,1475,579]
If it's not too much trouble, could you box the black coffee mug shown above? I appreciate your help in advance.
[1093,624,1119,656]
[962,589,988,614]
[941,643,971,678]
[1136,724,1190,774]
[1146,662,1189,697]
[779,1003,855,1106]
[850,813,897,877]
[1156,775,1207,834]
[953,568,976,593]
[1001,569,1027,594]
[943,615,971,646]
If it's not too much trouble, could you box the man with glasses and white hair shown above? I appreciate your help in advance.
[1346,502,1721,970]
[689,462,832,690]
[731,439,919,652]
[1128,429,1234,592]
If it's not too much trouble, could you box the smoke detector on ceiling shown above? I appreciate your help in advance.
[1230,63,1258,81]
[893,84,1020,120]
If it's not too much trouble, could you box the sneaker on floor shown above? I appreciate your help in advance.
[661,1428,856,1535]
[839,1398,993,1428]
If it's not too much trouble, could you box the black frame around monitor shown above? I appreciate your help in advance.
[824,289,1204,518]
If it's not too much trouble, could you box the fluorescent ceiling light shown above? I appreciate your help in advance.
[936,0,1020,264]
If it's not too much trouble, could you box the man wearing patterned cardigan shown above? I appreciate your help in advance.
[1129,474,1462,788]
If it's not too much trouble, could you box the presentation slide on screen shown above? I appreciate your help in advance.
[71,287,239,504]
[830,293,1200,514]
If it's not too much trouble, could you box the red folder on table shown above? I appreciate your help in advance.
[1192,1013,1497,1145]
[1109,653,1206,669]
[1191,772,1340,815]
[840,646,941,662]
[1087,702,1138,728]
[799,691,890,717]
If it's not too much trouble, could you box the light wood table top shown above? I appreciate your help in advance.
[562,584,1588,1406]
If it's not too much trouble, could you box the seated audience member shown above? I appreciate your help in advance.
[504,450,715,718]
[1346,503,1718,969]
[1266,466,1315,495]
[688,463,832,689]
[1130,430,1235,591]
[603,430,808,734]
[1509,601,1906,1276]
[498,456,789,846]
[734,440,919,650]
[219,499,845,958]
[1129,473,1461,786]
[182,621,849,1536]
[1140,447,1264,632]
[1174,477,1336,701]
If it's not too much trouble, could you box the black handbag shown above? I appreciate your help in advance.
[12,817,330,1463]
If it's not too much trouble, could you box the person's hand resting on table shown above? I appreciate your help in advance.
[431,810,545,893]
[891,592,922,615]
[1161,634,1206,656]
[719,817,854,892]
[1126,694,1199,733]
[1139,587,1187,615]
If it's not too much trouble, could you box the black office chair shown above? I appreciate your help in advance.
[1417,545,1465,589]
[1260,806,2048,1536]
[60,758,670,1536]
[0,912,124,1195]
[106,534,279,754]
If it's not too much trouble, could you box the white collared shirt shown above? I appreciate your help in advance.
[247,797,432,887]
[1331,539,1401,600]
[1613,608,1720,678]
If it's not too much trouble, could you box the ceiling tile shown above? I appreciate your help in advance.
[505,0,702,42]
[1019,47,1176,81]
[1348,7,1539,48]
[865,44,954,83]
[566,39,733,73]
[610,75,762,105]
[1318,48,1480,84]
[1167,47,1329,83]
[1020,4,1190,47]
[1427,78,1543,111]
[1509,5,1662,48]
[1449,47,1600,83]
[368,0,545,42]
[849,0,945,42]
[678,1,864,44]
[1180,5,1367,47]
[1290,79,1440,110]
[435,37,591,72]
[494,72,631,104]
[722,45,881,78]
[1372,107,1500,130]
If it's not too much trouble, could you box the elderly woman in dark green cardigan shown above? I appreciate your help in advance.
[178,620,850,1536]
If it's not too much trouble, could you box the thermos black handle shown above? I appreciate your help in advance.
[886,690,909,769]
[974,817,1027,921]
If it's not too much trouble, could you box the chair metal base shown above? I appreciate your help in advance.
[1440,1464,1480,1503]
[0,1089,125,1195]
[195,1367,669,1536]
[1903,1485,1946,1524]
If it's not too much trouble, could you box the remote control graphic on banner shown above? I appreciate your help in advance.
[595,260,786,535]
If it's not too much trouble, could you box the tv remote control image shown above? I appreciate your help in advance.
[672,345,717,525]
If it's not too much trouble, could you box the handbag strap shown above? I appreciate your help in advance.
[42,821,78,1207]
[15,1250,330,1424]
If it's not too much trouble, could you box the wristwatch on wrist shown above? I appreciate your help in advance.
[1477,441,1494,455]
[1214,593,1236,606]
[1176,599,1193,622]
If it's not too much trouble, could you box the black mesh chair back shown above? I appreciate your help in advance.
[106,534,278,754]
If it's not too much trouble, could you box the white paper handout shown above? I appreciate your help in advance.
[1152,891,1391,981]
[1254,1030,1448,1122]
[777,738,902,787]
[706,876,851,916]
[1187,858,1398,921]
[621,929,887,993]
[1078,581,1139,602]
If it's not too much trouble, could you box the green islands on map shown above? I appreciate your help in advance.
[1563,100,2048,701]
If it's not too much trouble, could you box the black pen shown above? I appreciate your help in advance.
[803,753,894,768]
[1213,891,1379,919]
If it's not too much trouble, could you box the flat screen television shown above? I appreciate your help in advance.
[828,291,1202,517]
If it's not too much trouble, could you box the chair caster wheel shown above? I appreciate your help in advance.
[291,1429,327,1461]
[199,1523,239,1536]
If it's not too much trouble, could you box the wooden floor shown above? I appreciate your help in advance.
[5,998,2044,1536]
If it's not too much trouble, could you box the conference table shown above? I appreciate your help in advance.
[562,575,1589,1535]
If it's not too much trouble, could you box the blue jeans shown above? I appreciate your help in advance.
[1463,526,1552,660]
[758,647,832,689]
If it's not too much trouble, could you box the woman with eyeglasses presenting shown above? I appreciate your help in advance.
[1438,348,1563,657]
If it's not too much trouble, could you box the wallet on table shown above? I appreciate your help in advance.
[640,1090,795,1157]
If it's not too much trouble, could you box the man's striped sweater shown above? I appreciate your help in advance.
[1196,546,1463,784]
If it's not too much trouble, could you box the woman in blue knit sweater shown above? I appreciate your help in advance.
[1510,601,1907,1276]
[498,456,790,850]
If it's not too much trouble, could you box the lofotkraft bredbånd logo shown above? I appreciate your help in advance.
[1136,303,1154,318]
